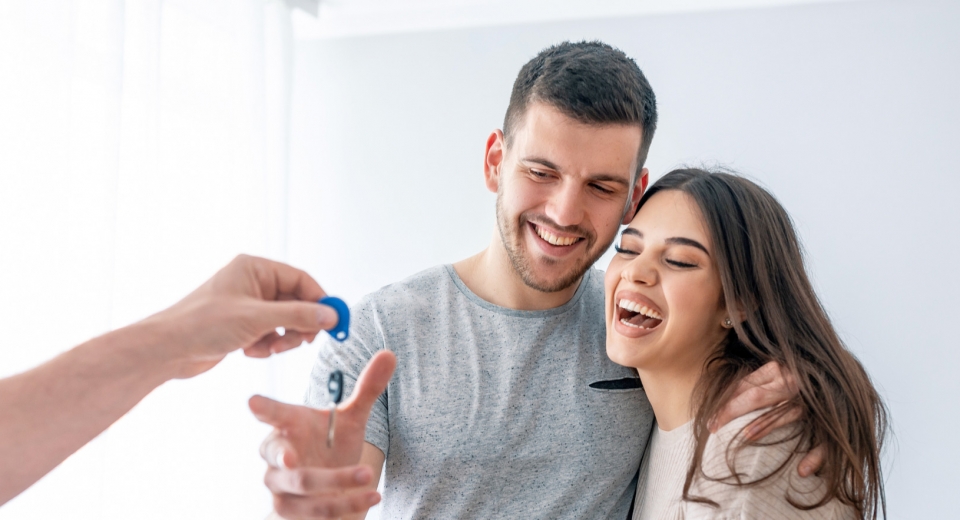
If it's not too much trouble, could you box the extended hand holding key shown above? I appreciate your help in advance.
[249,350,396,519]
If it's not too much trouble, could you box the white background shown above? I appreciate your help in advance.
[1,0,958,518]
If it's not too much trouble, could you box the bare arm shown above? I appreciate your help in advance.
[0,255,338,506]
[0,322,173,504]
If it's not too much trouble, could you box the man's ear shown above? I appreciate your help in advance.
[484,130,505,194]
[621,167,649,225]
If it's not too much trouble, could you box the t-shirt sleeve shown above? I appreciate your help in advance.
[304,295,390,458]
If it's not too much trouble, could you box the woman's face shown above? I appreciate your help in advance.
[604,190,729,374]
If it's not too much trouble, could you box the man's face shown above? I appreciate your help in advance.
[486,102,646,293]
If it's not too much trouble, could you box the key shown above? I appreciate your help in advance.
[327,370,344,448]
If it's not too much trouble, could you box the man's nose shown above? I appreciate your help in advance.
[545,182,585,227]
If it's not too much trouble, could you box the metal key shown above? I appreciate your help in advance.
[326,370,344,448]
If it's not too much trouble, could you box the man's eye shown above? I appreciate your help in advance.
[591,184,614,195]
[530,169,549,178]
[666,259,697,268]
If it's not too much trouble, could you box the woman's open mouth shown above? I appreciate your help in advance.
[616,298,663,330]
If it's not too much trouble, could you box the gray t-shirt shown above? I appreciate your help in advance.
[306,265,654,519]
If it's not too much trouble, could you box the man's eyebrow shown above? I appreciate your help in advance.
[621,229,710,256]
[521,156,560,170]
[588,174,630,187]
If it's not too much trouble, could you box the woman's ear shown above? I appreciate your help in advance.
[720,298,749,328]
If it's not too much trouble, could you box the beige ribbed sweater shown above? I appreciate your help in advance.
[632,410,855,520]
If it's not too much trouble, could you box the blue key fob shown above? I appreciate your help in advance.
[319,296,350,342]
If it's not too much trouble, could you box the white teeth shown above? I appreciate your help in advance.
[617,299,663,320]
[620,318,649,329]
[534,225,579,246]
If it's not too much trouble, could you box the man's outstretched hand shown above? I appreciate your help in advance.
[710,361,825,477]
[250,351,397,520]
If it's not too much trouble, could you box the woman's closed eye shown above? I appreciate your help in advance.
[614,244,639,256]
[665,258,698,268]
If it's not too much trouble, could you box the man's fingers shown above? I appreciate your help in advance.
[245,332,282,358]
[269,331,306,355]
[264,465,372,495]
[261,433,299,469]
[249,395,308,430]
[744,404,802,440]
[273,491,381,520]
[245,329,312,358]
[739,361,781,388]
[712,362,797,432]
[344,351,397,416]
[711,386,766,432]
[798,444,826,477]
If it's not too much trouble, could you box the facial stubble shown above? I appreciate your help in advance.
[495,191,608,294]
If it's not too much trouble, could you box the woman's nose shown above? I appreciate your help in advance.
[621,253,657,286]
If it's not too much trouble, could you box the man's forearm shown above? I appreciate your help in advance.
[0,321,177,505]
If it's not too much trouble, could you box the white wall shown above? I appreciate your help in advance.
[288,0,960,516]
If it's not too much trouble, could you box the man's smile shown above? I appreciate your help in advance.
[531,222,583,246]
[526,222,589,258]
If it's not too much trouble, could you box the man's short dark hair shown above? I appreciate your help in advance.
[504,41,658,176]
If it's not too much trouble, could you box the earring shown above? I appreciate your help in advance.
[724,318,733,327]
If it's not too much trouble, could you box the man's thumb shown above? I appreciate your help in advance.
[345,351,397,415]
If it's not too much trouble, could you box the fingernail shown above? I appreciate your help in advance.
[799,464,811,477]
[367,492,381,506]
[354,468,371,484]
[276,449,288,469]
[743,427,754,440]
[318,305,338,327]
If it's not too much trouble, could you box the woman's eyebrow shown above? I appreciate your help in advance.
[666,237,709,256]
[622,229,709,255]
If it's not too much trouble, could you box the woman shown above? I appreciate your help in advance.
[606,169,887,519]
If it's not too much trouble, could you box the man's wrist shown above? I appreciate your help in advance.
[105,317,184,385]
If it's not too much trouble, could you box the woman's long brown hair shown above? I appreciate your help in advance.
[637,169,887,519]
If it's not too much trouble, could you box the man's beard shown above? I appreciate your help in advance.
[495,194,604,293]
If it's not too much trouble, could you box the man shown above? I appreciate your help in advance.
[0,254,379,517]
[254,41,816,519]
